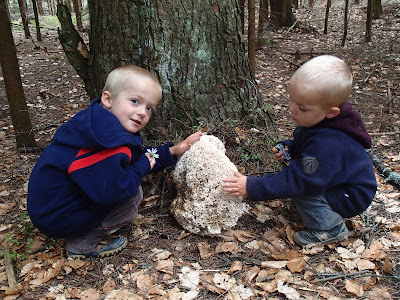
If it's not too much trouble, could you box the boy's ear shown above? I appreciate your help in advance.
[101,91,112,109]
[326,107,340,119]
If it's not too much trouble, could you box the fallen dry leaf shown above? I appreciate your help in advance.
[345,279,364,297]
[197,241,214,259]
[228,261,243,274]
[136,273,154,291]
[287,257,306,273]
[243,265,260,284]
[261,260,288,269]
[156,259,174,275]
[215,242,241,254]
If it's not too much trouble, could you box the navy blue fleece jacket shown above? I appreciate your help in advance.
[27,98,176,238]
[246,102,377,218]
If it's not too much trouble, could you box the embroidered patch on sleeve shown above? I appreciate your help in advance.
[301,156,319,175]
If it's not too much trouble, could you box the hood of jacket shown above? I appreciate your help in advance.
[317,102,371,149]
[53,98,143,149]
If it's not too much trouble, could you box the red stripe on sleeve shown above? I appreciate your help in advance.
[76,148,94,157]
[68,146,132,174]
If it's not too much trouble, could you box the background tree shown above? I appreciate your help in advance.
[341,0,350,47]
[58,0,268,140]
[372,0,382,19]
[32,0,42,41]
[324,0,332,35]
[17,0,31,38]
[270,0,296,28]
[0,0,38,151]
[366,0,373,42]
[72,0,82,30]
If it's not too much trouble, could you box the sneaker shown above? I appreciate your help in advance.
[67,236,127,259]
[293,221,349,247]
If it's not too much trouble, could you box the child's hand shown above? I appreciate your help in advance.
[273,145,288,164]
[170,132,202,156]
[222,172,248,196]
[145,153,156,169]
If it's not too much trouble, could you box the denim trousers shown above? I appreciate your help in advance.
[65,186,143,253]
[292,193,343,231]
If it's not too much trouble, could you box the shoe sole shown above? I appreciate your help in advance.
[294,231,349,247]
[68,238,128,259]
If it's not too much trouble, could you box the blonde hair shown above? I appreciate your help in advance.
[103,65,162,98]
[289,55,352,108]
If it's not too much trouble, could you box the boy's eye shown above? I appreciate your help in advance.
[298,106,307,112]
[132,99,139,104]
[146,107,153,112]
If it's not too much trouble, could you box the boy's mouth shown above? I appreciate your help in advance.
[132,119,141,126]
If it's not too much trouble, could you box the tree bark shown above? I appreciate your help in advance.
[341,0,349,47]
[56,4,95,97]
[372,0,382,19]
[32,0,42,41]
[248,0,256,73]
[239,0,245,33]
[17,0,31,38]
[0,0,38,151]
[324,0,331,34]
[366,0,373,42]
[72,0,82,30]
[257,0,269,48]
[57,0,267,140]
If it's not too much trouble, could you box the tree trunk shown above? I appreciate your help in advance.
[257,0,269,48]
[0,0,38,151]
[56,4,95,97]
[37,0,43,14]
[366,0,373,42]
[248,0,256,73]
[57,0,267,140]
[17,0,31,38]
[341,0,349,47]
[270,0,296,28]
[72,0,82,30]
[32,0,42,41]
[372,0,382,19]
[239,0,245,33]
[324,0,331,34]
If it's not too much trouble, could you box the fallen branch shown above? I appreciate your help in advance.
[367,149,400,190]
[3,240,19,291]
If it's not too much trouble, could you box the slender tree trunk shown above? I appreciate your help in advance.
[72,0,82,30]
[239,0,245,33]
[324,0,331,34]
[372,0,382,19]
[37,0,43,14]
[17,0,31,38]
[248,0,255,73]
[257,0,268,48]
[341,0,349,47]
[31,0,42,41]
[366,0,373,42]
[0,0,38,151]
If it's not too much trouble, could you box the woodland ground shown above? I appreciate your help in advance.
[0,2,399,300]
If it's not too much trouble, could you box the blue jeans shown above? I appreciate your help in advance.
[65,186,143,253]
[292,193,343,231]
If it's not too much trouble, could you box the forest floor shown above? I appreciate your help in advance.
[0,2,400,300]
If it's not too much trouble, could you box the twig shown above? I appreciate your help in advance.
[313,270,371,283]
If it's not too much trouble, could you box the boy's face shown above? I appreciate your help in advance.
[288,79,339,128]
[101,76,161,134]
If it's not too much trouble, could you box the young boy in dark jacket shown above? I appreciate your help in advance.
[27,65,201,258]
[223,55,377,246]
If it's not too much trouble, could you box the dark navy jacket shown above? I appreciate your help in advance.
[27,98,176,238]
[247,102,377,218]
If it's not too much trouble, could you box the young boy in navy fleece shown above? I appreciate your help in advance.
[28,65,201,258]
[223,55,377,246]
